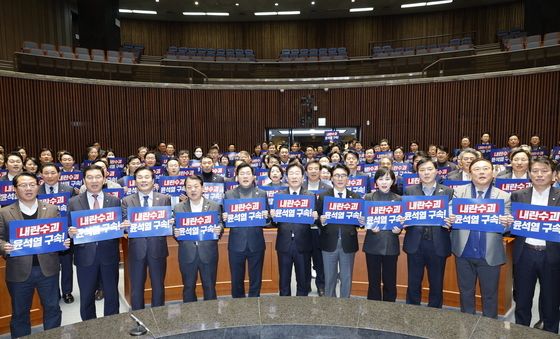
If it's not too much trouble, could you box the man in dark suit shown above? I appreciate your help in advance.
[511,157,560,333]
[446,149,479,181]
[200,155,225,183]
[1,152,24,182]
[39,162,77,304]
[121,166,171,310]
[273,163,318,296]
[68,165,121,321]
[450,158,511,319]
[0,173,68,337]
[303,160,330,296]
[174,175,222,302]
[404,158,453,308]
[223,163,269,298]
[317,163,361,298]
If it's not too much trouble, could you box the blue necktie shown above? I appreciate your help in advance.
[143,195,149,207]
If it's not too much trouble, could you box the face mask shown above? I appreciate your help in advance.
[194,151,203,158]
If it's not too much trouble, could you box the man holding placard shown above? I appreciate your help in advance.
[510,157,560,333]
[271,163,318,296]
[39,162,77,304]
[317,163,362,298]
[174,175,223,302]
[449,158,511,319]
[121,166,172,310]
[223,163,269,298]
[403,158,453,308]
[0,173,69,337]
[68,165,122,321]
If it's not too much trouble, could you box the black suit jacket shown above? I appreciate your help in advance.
[201,172,225,183]
[403,183,454,257]
[224,186,269,252]
[362,190,402,256]
[275,188,315,253]
[317,188,361,253]
[121,192,171,260]
[39,182,76,196]
[174,198,222,263]
[68,192,122,267]
[511,186,560,265]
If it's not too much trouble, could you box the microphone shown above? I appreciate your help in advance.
[129,313,155,337]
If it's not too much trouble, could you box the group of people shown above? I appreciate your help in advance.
[1,134,560,337]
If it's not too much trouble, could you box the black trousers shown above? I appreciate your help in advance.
[365,253,398,301]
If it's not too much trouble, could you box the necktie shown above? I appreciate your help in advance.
[143,195,149,207]
[338,192,343,198]
[92,194,100,209]
[292,191,297,195]
[337,192,343,239]
[49,186,54,194]
[476,190,484,199]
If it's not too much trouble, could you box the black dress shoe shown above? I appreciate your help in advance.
[318,288,325,297]
[62,293,74,304]
[533,319,544,330]
[95,289,104,301]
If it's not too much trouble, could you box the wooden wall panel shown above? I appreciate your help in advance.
[120,2,524,59]
[0,0,73,60]
[1,69,559,160]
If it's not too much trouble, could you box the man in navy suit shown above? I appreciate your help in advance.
[200,155,225,183]
[223,163,269,298]
[68,165,121,321]
[121,166,171,310]
[403,158,453,308]
[39,163,77,304]
[273,163,318,296]
[511,157,560,333]
[174,175,223,302]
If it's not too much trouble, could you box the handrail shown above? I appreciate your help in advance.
[368,31,477,49]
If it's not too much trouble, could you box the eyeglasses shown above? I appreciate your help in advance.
[332,174,348,179]
[17,183,38,188]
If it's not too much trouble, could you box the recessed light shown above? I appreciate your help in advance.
[311,1,315,4]
[207,12,230,16]
[427,0,453,5]
[194,1,199,5]
[119,9,133,13]
[401,2,427,8]
[255,11,278,16]
[183,12,205,15]
[119,9,157,14]
[349,7,373,12]
[236,2,240,5]
[278,11,300,15]
[275,3,279,6]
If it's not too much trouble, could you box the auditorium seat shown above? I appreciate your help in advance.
[390,47,403,56]
[23,41,38,52]
[46,50,60,57]
[525,35,542,49]
[30,48,44,56]
[75,47,89,55]
[58,45,73,54]
[60,51,75,59]
[543,32,560,46]
[91,49,105,58]
[449,38,461,47]
[92,54,105,62]
[41,43,56,51]
[403,47,415,56]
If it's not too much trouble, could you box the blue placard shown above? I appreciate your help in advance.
[223,198,268,227]
[178,167,200,177]
[402,173,420,189]
[203,182,225,204]
[0,181,17,206]
[346,175,368,197]
[490,148,510,165]
[59,171,83,189]
[362,163,379,177]
[551,147,560,162]
[37,192,71,217]
[442,180,470,189]
[190,160,201,168]
[272,194,315,224]
[451,198,505,232]
[225,181,239,191]
[8,217,68,257]
[160,155,170,165]
[103,188,124,199]
[436,166,453,180]
[494,178,532,193]
[251,157,262,168]
[392,162,411,176]
[212,166,226,177]
[151,166,165,180]
[106,168,122,183]
[175,211,220,241]
[70,207,123,244]
[402,195,448,226]
[158,176,186,197]
[510,202,560,242]
[0,169,7,177]
[122,176,137,196]
[374,151,392,161]
[259,185,285,206]
[362,200,402,230]
[324,130,340,143]
[226,166,236,178]
[127,206,172,238]
[109,157,126,169]
[322,196,362,225]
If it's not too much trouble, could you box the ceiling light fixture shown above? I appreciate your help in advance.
[427,0,453,5]
[349,7,374,12]
[132,10,157,14]
[254,11,278,16]
[401,2,426,8]
[183,11,205,15]
[278,11,301,15]
[183,11,230,16]
[311,1,315,4]
[119,9,133,13]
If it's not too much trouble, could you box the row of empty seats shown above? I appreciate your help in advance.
[120,43,144,60]
[22,41,137,63]
[278,47,348,61]
[166,47,256,61]
[371,37,473,58]
[505,32,560,51]
[497,28,526,43]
